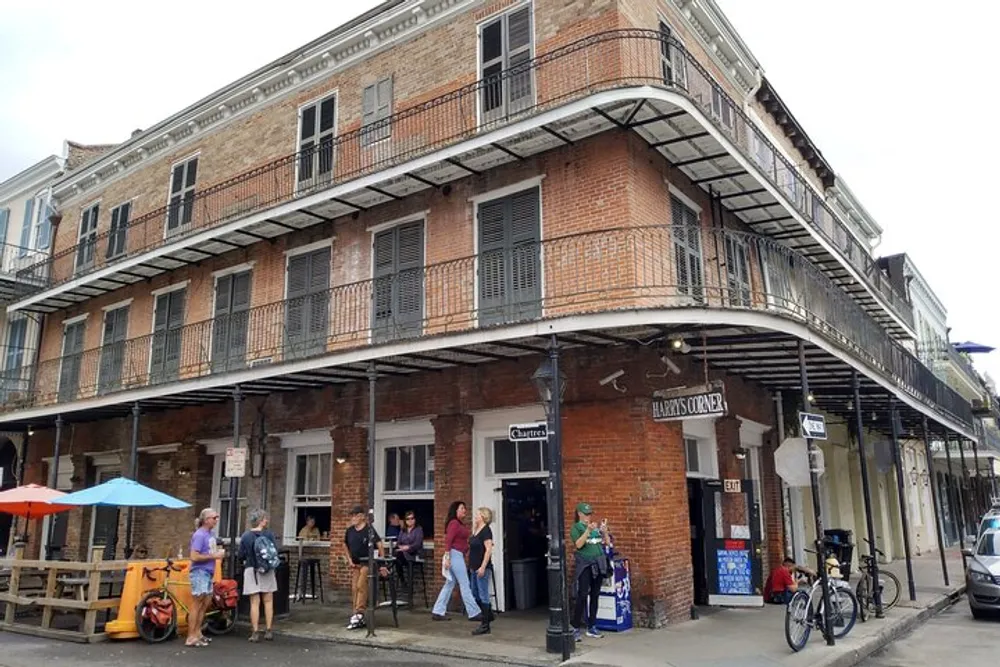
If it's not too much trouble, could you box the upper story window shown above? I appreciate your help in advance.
[711,88,734,129]
[285,246,331,358]
[373,221,424,342]
[150,287,186,383]
[297,95,337,189]
[107,202,131,259]
[0,208,9,248]
[477,185,541,326]
[58,319,86,402]
[212,270,252,373]
[671,195,704,304]
[4,318,28,371]
[75,202,100,271]
[98,304,129,395]
[480,4,534,124]
[167,156,198,235]
[659,20,687,88]
[361,77,393,146]
[724,235,751,308]
[32,193,53,252]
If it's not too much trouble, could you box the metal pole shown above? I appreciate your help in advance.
[774,392,794,559]
[852,372,883,617]
[45,416,64,560]
[227,385,242,579]
[944,434,965,551]
[366,362,378,638]
[124,402,141,559]
[551,335,572,659]
[971,430,983,519]
[798,341,833,645]
[888,402,917,602]
[990,458,998,502]
[922,417,949,587]
[957,435,971,540]
[13,427,31,543]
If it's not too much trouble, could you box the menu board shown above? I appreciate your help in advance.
[716,548,753,596]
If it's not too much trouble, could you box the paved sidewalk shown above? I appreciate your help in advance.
[269,549,965,667]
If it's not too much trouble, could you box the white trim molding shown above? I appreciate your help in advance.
[101,298,134,312]
[211,261,256,279]
[200,436,250,456]
[468,175,546,205]
[150,280,191,297]
[667,182,702,214]
[285,238,334,258]
[366,210,430,235]
[62,313,89,326]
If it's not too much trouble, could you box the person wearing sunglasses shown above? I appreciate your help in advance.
[394,512,424,586]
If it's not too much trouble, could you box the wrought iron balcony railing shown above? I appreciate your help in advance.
[17,225,968,427]
[17,30,912,330]
[0,346,37,408]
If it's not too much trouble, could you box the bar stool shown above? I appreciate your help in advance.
[404,556,429,608]
[294,557,324,603]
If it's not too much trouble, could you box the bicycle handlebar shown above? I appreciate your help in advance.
[141,558,185,581]
[862,537,885,557]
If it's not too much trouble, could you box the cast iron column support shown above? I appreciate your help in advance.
[852,372,883,617]
[888,402,917,603]
[366,362,378,638]
[227,386,243,578]
[544,335,572,658]
[13,426,31,543]
[45,415,64,560]
[922,417,949,587]
[124,402,141,559]
[958,434,972,541]
[799,341,834,645]
[944,434,966,551]
[971,429,983,519]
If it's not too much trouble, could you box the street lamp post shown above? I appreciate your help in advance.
[532,336,572,660]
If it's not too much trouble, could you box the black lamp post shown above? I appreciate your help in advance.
[532,336,572,659]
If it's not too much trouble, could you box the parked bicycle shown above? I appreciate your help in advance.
[855,538,901,622]
[135,559,238,643]
[784,551,859,652]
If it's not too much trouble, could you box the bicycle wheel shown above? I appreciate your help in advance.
[203,606,238,636]
[135,590,177,643]
[855,575,870,623]
[828,586,858,639]
[877,570,902,610]
[784,590,812,652]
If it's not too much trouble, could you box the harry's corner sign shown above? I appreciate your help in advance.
[651,384,728,422]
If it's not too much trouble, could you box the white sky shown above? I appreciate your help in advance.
[1,1,996,383]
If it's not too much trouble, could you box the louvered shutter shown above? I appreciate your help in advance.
[36,203,53,249]
[164,290,185,379]
[509,188,540,320]
[395,222,424,335]
[230,271,251,367]
[212,275,233,370]
[306,248,331,349]
[372,230,395,337]
[150,294,170,379]
[686,224,703,302]
[506,7,533,113]
[318,98,336,177]
[99,307,128,394]
[19,199,33,252]
[59,322,84,401]
[0,208,9,245]
[377,78,393,122]
[168,164,184,230]
[285,254,309,355]
[478,199,508,324]
[362,84,377,144]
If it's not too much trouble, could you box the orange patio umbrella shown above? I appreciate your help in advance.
[0,484,74,520]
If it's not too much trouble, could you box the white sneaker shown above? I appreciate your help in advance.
[346,614,362,629]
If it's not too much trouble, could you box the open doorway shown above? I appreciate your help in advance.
[688,479,709,605]
[501,478,548,611]
[90,469,121,559]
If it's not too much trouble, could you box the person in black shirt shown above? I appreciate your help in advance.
[468,506,495,636]
[343,505,388,630]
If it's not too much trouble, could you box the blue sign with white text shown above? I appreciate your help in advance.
[717,549,752,595]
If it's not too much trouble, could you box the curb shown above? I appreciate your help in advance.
[816,585,966,667]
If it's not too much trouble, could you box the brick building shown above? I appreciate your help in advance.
[0,0,979,632]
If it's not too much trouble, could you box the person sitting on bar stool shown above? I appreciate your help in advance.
[297,516,321,541]
[394,511,424,587]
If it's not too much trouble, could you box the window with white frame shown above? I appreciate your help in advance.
[33,192,53,251]
[683,420,718,478]
[658,20,687,88]
[361,77,393,146]
[671,196,704,303]
[479,3,533,124]
[213,454,247,541]
[297,95,337,188]
[167,156,198,234]
[491,437,547,475]
[76,202,100,270]
[711,87,734,129]
[107,201,131,259]
[284,441,333,542]
[381,442,435,539]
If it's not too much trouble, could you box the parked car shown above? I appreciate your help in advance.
[964,529,1000,619]
[975,510,1000,544]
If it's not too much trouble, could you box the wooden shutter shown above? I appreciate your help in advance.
[478,198,508,323]
[230,271,251,365]
[151,290,185,381]
[19,199,33,250]
[506,7,533,112]
[307,247,331,346]
[285,248,329,356]
[36,202,53,249]
[59,322,84,400]
[508,187,540,319]
[107,202,130,258]
[150,294,169,376]
[0,208,9,245]
[395,222,424,333]
[285,254,309,350]
[213,271,251,371]
[372,230,396,334]
[212,274,233,369]
[99,307,128,393]
[362,84,377,137]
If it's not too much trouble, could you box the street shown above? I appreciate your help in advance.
[0,632,489,667]
[861,602,999,666]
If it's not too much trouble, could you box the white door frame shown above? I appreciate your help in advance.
[89,466,121,554]
[472,405,546,613]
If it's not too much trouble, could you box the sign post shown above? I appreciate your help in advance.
[224,447,247,478]
[509,422,549,442]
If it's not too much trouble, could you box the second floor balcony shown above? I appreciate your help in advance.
[13,30,913,337]
[9,225,970,432]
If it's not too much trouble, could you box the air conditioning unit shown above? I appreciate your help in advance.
[248,357,274,368]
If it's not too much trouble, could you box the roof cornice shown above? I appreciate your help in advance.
[52,0,475,204]
[829,177,884,240]
[671,0,761,94]
[899,254,948,318]
[0,155,65,202]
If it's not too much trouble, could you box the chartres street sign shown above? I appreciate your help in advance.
[651,387,728,422]
[799,412,828,441]
[509,422,549,441]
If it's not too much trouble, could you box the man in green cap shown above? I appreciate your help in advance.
[570,501,610,641]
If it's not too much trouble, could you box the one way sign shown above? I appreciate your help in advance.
[799,412,828,441]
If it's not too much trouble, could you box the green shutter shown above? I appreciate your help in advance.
[478,187,540,326]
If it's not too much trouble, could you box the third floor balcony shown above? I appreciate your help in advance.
[12,30,914,338]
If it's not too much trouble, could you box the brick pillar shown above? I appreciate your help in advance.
[329,425,368,593]
[760,429,785,575]
[715,417,748,536]
[431,414,473,601]
[65,453,90,561]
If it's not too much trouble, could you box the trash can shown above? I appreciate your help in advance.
[236,551,291,619]
[510,557,540,610]
[823,529,854,582]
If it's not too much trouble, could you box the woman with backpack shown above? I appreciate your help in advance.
[238,509,279,642]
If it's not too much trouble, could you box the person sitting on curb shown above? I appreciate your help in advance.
[764,557,815,604]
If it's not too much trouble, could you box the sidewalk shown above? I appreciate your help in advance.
[270,549,966,667]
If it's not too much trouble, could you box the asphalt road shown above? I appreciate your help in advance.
[0,632,488,667]
[861,601,1000,666]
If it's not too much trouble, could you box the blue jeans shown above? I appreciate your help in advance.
[769,589,794,605]
[469,566,490,605]
[432,549,481,618]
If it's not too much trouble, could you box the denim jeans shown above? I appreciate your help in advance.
[769,589,794,605]
[469,566,490,605]
[432,549,481,618]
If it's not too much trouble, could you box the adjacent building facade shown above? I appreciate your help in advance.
[0,0,986,627]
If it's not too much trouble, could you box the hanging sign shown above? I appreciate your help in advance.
[798,412,828,440]
[508,422,548,442]
[225,447,247,478]
[651,383,728,422]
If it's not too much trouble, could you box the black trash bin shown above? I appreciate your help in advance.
[823,529,854,582]
[236,551,291,620]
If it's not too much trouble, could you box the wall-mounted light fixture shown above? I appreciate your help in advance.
[669,336,691,354]
[335,452,348,465]
[177,466,192,478]
[806,392,815,404]
[734,447,749,461]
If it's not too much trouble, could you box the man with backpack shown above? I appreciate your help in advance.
[238,509,280,642]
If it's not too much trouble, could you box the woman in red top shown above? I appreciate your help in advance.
[431,501,483,621]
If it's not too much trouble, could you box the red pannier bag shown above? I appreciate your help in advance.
[143,596,175,627]
[213,579,239,610]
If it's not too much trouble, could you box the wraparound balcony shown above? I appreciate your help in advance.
[14,30,913,338]
[3,225,970,436]
[0,243,47,302]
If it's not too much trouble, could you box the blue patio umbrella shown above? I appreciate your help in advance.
[50,477,190,509]
[954,341,995,354]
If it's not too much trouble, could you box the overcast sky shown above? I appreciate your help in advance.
[1,1,996,383]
